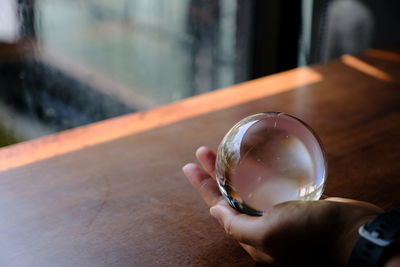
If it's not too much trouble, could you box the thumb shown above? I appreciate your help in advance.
[210,204,269,248]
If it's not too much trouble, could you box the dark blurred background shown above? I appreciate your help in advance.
[0,0,399,147]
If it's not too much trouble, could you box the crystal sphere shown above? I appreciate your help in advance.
[215,112,327,216]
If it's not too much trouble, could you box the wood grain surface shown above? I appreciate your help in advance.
[0,49,399,266]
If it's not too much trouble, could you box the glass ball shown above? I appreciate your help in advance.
[215,112,327,216]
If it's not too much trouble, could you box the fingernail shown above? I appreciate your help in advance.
[197,146,207,152]
[182,163,190,172]
[210,206,222,221]
[182,163,195,174]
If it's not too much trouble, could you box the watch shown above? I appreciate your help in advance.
[348,208,400,267]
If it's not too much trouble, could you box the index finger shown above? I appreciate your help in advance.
[182,163,222,208]
[195,146,217,179]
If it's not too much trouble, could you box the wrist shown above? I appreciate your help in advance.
[348,208,400,267]
[339,214,378,266]
[384,252,400,267]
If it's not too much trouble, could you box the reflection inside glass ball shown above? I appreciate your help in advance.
[215,112,327,216]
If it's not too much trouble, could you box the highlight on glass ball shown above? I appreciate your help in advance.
[215,112,327,216]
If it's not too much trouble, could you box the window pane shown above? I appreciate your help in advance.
[0,0,237,145]
[37,0,237,104]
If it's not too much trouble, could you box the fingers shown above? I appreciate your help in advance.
[320,194,329,199]
[325,197,361,203]
[185,146,274,264]
[325,197,383,212]
[239,243,274,263]
[195,146,216,179]
[209,204,268,248]
[182,163,222,208]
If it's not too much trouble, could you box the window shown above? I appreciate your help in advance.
[0,0,302,147]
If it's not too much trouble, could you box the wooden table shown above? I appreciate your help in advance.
[0,48,399,266]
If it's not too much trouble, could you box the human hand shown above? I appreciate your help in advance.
[182,146,383,266]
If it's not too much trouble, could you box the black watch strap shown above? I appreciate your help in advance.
[348,208,400,267]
